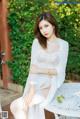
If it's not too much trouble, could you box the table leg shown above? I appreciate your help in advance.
[54,114,60,119]
[54,114,67,119]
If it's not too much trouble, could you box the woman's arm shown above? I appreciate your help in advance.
[30,64,57,75]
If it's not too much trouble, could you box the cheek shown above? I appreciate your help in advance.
[40,29,44,35]
[39,28,42,33]
[50,26,54,33]
[47,26,53,33]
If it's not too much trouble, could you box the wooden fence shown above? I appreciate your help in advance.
[0,0,11,88]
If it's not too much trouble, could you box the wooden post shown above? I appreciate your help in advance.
[0,0,11,88]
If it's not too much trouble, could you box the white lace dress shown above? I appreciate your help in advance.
[10,38,69,119]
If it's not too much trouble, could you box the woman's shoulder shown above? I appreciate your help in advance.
[32,38,41,50]
[32,38,38,47]
[33,38,42,48]
[58,38,69,47]
[32,38,39,45]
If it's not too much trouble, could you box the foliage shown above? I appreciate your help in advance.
[8,0,80,85]
[50,1,80,76]
[7,0,51,85]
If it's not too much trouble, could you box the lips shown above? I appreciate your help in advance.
[44,33,48,35]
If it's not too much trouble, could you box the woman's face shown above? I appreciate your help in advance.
[39,20,55,39]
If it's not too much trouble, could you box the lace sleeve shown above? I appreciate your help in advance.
[55,41,69,87]
[30,39,39,65]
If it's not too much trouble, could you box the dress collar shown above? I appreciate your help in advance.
[47,37,59,44]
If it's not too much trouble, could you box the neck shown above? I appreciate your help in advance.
[47,34,57,41]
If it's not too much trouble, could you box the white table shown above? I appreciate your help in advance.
[45,83,80,119]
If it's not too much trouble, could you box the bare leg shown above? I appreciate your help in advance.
[10,98,28,118]
[14,110,27,119]
[23,84,35,109]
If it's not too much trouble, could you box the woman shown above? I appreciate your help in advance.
[10,12,69,119]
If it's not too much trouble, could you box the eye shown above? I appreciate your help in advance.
[44,24,49,27]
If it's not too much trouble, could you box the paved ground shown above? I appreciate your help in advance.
[2,104,14,119]
[0,88,22,107]
[0,80,23,119]
[0,87,21,119]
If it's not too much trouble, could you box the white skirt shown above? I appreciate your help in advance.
[10,74,58,119]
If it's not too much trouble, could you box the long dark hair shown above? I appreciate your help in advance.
[34,12,60,49]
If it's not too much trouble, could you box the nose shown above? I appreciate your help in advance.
[43,28,47,34]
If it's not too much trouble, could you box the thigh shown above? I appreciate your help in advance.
[10,97,24,114]
[14,110,27,119]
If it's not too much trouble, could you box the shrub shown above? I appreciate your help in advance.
[8,0,80,86]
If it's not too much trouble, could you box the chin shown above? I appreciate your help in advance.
[44,35,49,39]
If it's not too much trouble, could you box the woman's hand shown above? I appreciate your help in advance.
[47,69,55,75]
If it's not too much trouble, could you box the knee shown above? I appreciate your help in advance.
[10,97,24,113]
[10,101,15,114]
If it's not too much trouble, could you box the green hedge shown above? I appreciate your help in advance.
[7,0,80,85]
[7,0,50,86]
[50,4,80,76]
